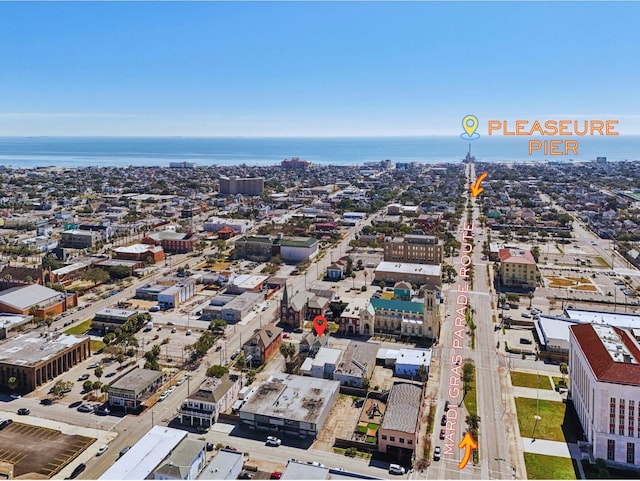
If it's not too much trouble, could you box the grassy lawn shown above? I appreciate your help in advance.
[552,376,568,389]
[64,319,92,335]
[463,364,477,418]
[524,453,576,479]
[593,256,610,267]
[303,321,339,333]
[90,340,105,353]
[515,398,568,442]
[511,371,553,390]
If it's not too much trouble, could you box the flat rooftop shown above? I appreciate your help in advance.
[0,332,87,367]
[381,382,422,434]
[335,341,379,377]
[240,373,339,424]
[565,308,640,330]
[197,449,243,480]
[375,261,441,276]
[99,426,186,480]
[109,368,163,394]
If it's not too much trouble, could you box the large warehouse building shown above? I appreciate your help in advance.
[239,373,340,438]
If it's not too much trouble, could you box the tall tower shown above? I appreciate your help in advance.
[280,283,289,323]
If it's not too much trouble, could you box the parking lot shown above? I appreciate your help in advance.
[0,421,94,478]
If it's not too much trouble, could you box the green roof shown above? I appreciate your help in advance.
[279,237,318,248]
[370,297,424,315]
[238,236,273,244]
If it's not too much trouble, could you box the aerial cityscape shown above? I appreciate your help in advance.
[1,2,640,481]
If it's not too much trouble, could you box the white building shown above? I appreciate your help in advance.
[394,348,431,379]
[100,426,188,480]
[197,449,244,480]
[278,237,319,263]
[569,323,640,469]
[179,374,242,428]
[300,347,343,379]
[202,217,254,234]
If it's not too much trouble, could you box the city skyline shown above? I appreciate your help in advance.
[1,2,640,136]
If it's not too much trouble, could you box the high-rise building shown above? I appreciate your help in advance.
[218,176,264,196]
[383,235,443,265]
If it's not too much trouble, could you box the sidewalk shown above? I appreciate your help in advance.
[521,437,586,479]
[512,386,564,402]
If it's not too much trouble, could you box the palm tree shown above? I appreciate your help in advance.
[417,364,428,383]
[465,414,481,435]
[527,292,534,308]
[279,342,296,374]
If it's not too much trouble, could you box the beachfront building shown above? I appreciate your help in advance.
[218,176,264,196]
[569,324,640,470]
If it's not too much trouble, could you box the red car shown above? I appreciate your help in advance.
[270,473,282,480]
[439,429,445,440]
[283,333,291,339]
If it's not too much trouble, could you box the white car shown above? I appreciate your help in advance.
[266,436,281,446]
[96,445,108,456]
[389,464,405,475]
[158,393,169,402]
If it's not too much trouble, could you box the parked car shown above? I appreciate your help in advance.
[94,406,110,416]
[206,442,214,452]
[439,428,445,440]
[441,414,447,426]
[118,446,132,458]
[78,374,90,381]
[105,372,117,378]
[0,419,13,430]
[283,333,291,339]
[69,463,86,479]
[96,445,108,456]
[238,471,252,479]
[444,400,450,411]
[40,398,53,405]
[266,436,281,446]
[88,363,99,369]
[215,345,222,351]
[270,472,282,479]
[17,408,30,415]
[433,446,441,461]
[77,404,94,413]
[388,464,406,475]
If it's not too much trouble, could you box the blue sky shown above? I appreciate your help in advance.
[1,2,639,136]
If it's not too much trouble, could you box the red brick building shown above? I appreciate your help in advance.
[112,244,165,263]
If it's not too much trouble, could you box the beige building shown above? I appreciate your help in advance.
[383,235,443,265]
[498,248,538,289]
[378,382,424,463]
[218,176,264,196]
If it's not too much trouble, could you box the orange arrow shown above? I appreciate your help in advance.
[458,432,478,470]
[469,172,488,197]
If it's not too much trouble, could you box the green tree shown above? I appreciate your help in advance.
[280,342,297,373]
[82,380,93,392]
[116,353,125,367]
[42,255,63,270]
[94,366,103,381]
[462,362,474,398]
[92,381,102,395]
[207,364,229,378]
[236,352,247,370]
[531,245,541,263]
[7,376,18,390]
[108,265,131,280]
[560,362,568,381]
[82,267,110,286]
[418,364,428,383]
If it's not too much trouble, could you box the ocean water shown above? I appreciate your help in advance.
[0,136,638,168]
